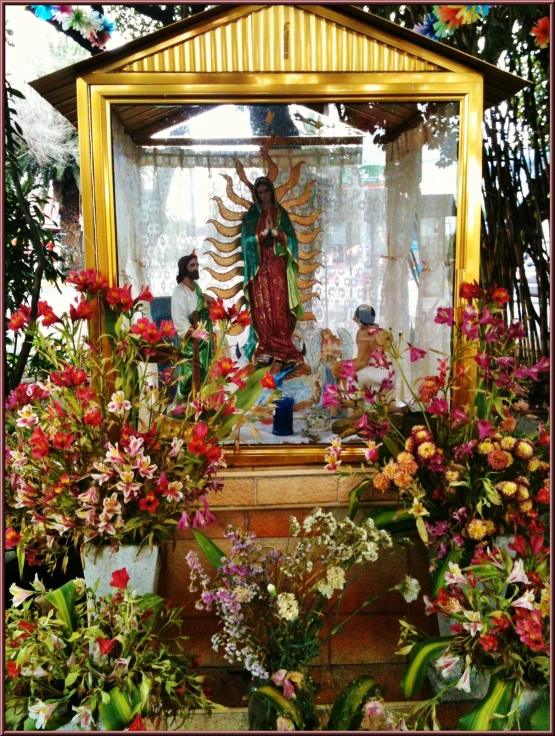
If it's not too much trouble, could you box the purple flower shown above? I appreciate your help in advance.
[437,542,448,559]
[452,507,467,524]
[192,509,207,528]
[478,306,494,325]
[452,533,464,547]
[428,454,444,472]
[409,345,427,362]
[454,440,476,461]
[369,348,392,369]
[434,307,454,326]
[508,321,526,339]
[380,371,395,391]
[477,419,494,440]
[433,521,450,537]
[496,356,514,367]
[413,13,439,40]
[474,352,491,369]
[177,511,190,530]
[461,321,479,339]
[427,398,448,416]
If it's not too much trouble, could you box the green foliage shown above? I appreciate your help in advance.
[400,636,454,699]
[457,675,515,731]
[326,675,381,731]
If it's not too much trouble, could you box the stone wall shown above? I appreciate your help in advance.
[160,467,439,708]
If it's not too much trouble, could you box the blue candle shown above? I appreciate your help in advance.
[272,397,295,436]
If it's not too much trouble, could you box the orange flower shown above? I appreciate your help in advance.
[373,473,391,492]
[531,17,550,48]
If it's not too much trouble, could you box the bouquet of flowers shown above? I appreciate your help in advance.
[324,283,550,578]
[397,534,549,730]
[5,269,274,571]
[5,568,214,731]
[186,507,420,730]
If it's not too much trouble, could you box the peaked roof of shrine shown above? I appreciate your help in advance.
[30,3,531,130]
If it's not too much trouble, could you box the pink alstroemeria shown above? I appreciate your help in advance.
[191,324,210,340]
[364,441,381,464]
[177,511,190,530]
[436,649,460,678]
[506,558,529,585]
[456,666,472,693]
[340,360,357,379]
[127,436,144,457]
[473,352,491,369]
[477,420,494,440]
[322,384,341,408]
[409,345,427,362]
[271,669,287,686]
[363,699,385,718]
[512,590,535,610]
[445,562,468,586]
[434,307,454,326]
[451,406,469,428]
[427,398,448,415]
[462,610,483,636]
[105,443,126,465]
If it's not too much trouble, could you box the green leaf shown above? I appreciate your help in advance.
[98,688,135,731]
[327,674,381,731]
[530,694,550,731]
[347,478,372,519]
[401,636,454,699]
[65,671,79,688]
[416,516,428,544]
[192,529,226,568]
[361,507,416,535]
[17,544,25,578]
[430,548,461,600]
[249,685,303,729]
[216,366,268,438]
[45,581,78,632]
[382,435,401,458]
[457,675,515,731]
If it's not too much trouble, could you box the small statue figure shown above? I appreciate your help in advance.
[171,251,215,401]
[331,305,394,390]
[241,176,304,372]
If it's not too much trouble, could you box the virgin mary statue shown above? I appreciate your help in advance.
[241,176,304,368]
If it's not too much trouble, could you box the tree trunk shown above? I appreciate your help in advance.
[53,168,83,271]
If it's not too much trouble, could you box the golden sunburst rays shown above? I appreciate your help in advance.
[203,148,324,331]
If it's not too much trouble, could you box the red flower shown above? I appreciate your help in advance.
[29,426,50,459]
[5,528,22,549]
[205,443,223,464]
[128,714,146,731]
[67,269,108,294]
[8,305,32,332]
[50,365,89,388]
[209,299,228,321]
[235,310,251,326]
[18,620,38,633]
[531,17,550,48]
[515,609,544,651]
[490,613,511,634]
[159,320,176,338]
[110,568,130,590]
[479,633,499,652]
[427,398,448,416]
[491,286,510,306]
[97,637,118,656]
[106,285,134,312]
[135,285,154,304]
[37,300,59,326]
[69,297,95,322]
[84,407,102,426]
[536,487,550,504]
[459,280,482,300]
[52,432,75,450]
[435,4,465,31]
[477,419,494,441]
[261,373,276,390]
[434,307,454,326]
[139,492,160,513]
[188,437,207,455]
[6,660,21,678]
[537,423,550,447]
[215,358,238,378]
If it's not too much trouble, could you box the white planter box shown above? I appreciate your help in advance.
[81,544,161,597]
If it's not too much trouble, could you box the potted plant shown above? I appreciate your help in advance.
[186,507,421,730]
[323,282,549,594]
[397,535,549,731]
[5,268,275,590]
[5,568,219,731]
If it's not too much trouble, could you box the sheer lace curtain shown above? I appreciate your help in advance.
[380,129,422,399]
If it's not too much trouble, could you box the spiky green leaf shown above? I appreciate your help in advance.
[192,529,226,568]
[401,637,454,699]
[457,675,515,731]
[327,674,380,731]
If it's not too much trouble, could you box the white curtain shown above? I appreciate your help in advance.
[380,130,422,399]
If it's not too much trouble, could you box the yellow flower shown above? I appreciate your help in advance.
[517,486,530,501]
[484,519,496,535]
[514,441,534,459]
[477,441,494,455]
[393,471,413,489]
[445,468,461,484]
[417,442,436,459]
[383,461,398,480]
[500,436,517,451]
[496,481,517,497]
[466,518,487,540]
[519,500,533,513]
[410,499,429,518]
[414,430,429,444]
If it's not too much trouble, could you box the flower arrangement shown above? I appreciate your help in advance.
[397,535,549,730]
[5,568,214,731]
[186,508,420,730]
[5,268,274,571]
[324,283,550,579]
[28,5,116,48]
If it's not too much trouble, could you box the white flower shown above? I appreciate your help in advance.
[31,575,46,593]
[506,558,529,586]
[512,590,535,610]
[363,699,385,718]
[436,650,460,678]
[107,390,131,415]
[267,584,277,598]
[276,593,299,622]
[277,716,296,731]
[315,580,334,599]
[16,405,39,427]
[393,575,421,603]
[21,665,49,677]
[456,666,472,693]
[169,436,184,457]
[72,705,94,729]
[444,562,468,586]
[462,610,483,636]
[326,566,346,590]
[9,583,34,607]
[28,700,58,729]
[289,516,301,537]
